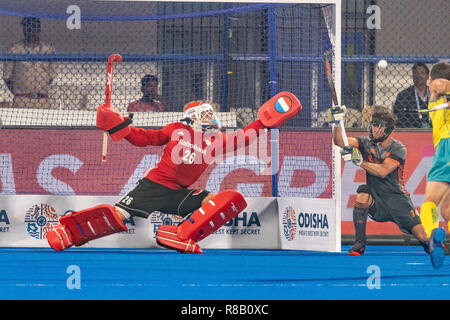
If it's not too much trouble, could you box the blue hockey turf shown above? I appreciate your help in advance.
[0,246,448,300]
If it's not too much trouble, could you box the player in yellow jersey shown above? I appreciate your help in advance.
[419,62,450,268]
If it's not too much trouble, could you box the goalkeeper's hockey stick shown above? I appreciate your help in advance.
[323,50,348,147]
[101,53,122,162]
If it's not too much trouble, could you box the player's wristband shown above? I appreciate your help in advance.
[108,113,134,135]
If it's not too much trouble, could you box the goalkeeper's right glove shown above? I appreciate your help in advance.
[328,105,346,125]
[341,146,362,166]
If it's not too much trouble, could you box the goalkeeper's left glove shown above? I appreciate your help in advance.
[341,146,362,166]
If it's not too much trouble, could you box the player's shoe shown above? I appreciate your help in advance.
[444,241,450,255]
[348,240,366,256]
[429,227,446,269]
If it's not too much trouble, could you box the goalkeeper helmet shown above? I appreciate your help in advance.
[368,109,396,143]
[182,101,221,132]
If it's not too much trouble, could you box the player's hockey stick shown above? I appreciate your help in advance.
[101,53,122,162]
[418,102,449,113]
[323,50,348,146]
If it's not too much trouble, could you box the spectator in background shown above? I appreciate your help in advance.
[127,74,168,112]
[393,63,431,128]
[3,17,57,109]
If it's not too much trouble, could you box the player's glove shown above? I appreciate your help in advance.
[257,92,302,128]
[341,146,362,166]
[328,105,346,125]
[96,104,133,141]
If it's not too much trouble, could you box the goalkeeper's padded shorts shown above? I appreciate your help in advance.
[115,178,210,218]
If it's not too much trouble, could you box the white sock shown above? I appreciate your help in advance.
[115,207,131,220]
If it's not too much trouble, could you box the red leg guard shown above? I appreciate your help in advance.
[257,92,302,128]
[177,190,247,242]
[156,225,203,254]
[47,204,127,250]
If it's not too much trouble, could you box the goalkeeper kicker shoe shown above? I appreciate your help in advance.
[156,225,203,254]
[430,227,446,269]
[348,240,366,256]
[47,224,74,251]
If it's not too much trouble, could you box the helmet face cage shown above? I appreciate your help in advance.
[368,117,395,143]
[183,103,221,132]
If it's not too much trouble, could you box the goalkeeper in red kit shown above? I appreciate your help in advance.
[47,93,301,253]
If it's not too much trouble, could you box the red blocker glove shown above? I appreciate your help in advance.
[258,91,302,128]
[96,104,133,141]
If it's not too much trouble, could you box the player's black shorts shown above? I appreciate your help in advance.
[359,185,421,234]
[115,178,210,219]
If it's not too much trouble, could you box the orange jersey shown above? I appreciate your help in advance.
[355,136,408,195]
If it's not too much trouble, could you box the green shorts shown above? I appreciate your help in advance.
[427,138,450,183]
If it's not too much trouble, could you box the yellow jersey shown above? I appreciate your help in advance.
[429,96,450,148]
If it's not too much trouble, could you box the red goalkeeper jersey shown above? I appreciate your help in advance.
[125,120,265,190]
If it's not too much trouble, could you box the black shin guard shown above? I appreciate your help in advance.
[353,206,369,244]
[420,241,430,254]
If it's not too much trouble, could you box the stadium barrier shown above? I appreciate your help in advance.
[0,195,340,251]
